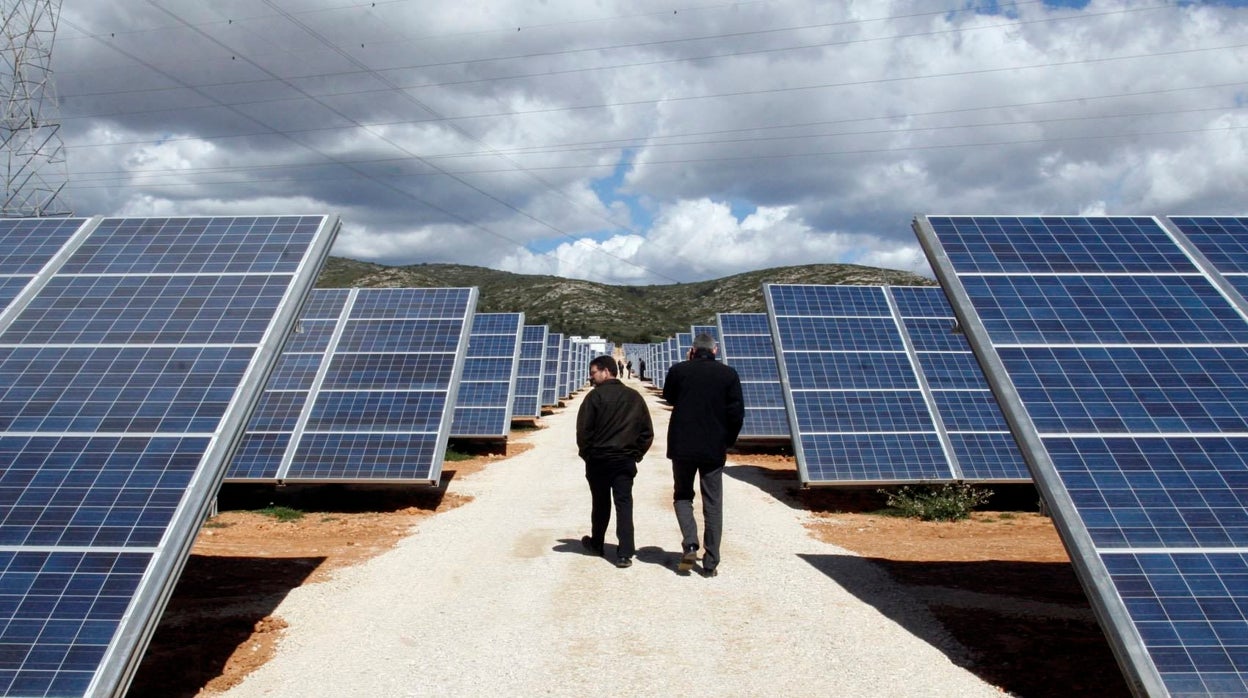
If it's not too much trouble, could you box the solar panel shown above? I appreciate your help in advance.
[226,287,476,484]
[512,325,547,419]
[716,313,789,439]
[451,313,524,438]
[914,214,1248,697]
[0,215,337,698]
[764,284,1029,486]
[542,333,563,407]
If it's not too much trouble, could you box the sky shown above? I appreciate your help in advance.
[36,0,1248,284]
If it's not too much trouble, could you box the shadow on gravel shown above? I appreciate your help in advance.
[723,464,804,507]
[552,538,691,574]
[799,553,1131,698]
[128,554,323,698]
[724,462,886,513]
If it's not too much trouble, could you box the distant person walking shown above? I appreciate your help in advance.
[662,333,744,577]
[577,355,654,568]
[638,358,647,381]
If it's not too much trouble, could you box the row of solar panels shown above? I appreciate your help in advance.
[225,291,604,485]
[625,284,1031,487]
[0,215,609,698]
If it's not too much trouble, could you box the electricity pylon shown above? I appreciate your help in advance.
[1,0,71,217]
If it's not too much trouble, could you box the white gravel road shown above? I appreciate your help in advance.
[219,379,1006,697]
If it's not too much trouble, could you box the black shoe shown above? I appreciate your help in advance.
[581,535,603,556]
[700,567,718,578]
[678,547,698,575]
[615,556,632,568]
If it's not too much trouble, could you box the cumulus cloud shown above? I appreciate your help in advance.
[496,198,921,284]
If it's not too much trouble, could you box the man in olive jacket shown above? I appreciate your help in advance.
[577,355,654,568]
[662,333,744,577]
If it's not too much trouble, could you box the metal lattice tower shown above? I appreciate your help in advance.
[1,0,71,217]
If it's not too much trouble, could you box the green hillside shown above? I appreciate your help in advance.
[316,258,936,343]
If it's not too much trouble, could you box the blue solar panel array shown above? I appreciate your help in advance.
[915,214,1248,698]
[0,215,337,698]
[716,313,789,439]
[542,332,563,407]
[764,284,1028,485]
[512,325,547,419]
[451,313,523,438]
[227,287,476,484]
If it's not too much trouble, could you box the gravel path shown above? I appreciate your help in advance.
[219,379,1006,697]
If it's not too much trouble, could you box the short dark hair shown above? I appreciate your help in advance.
[589,355,618,376]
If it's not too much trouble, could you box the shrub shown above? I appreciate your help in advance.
[878,483,992,522]
[256,505,304,522]
[443,448,473,462]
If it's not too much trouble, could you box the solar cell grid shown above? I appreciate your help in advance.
[0,218,87,275]
[928,215,1194,274]
[511,325,547,419]
[451,313,522,438]
[321,353,456,391]
[775,316,903,351]
[1,275,295,345]
[1170,217,1248,274]
[62,216,322,275]
[542,333,562,406]
[889,285,949,317]
[914,213,1248,696]
[766,283,1028,485]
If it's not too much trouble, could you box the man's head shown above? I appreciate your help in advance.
[691,333,717,359]
[588,355,618,385]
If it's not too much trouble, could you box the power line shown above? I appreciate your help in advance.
[61,119,1248,187]
[56,0,1135,114]
[61,94,1245,178]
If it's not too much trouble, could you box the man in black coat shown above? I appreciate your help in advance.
[662,333,744,577]
[577,354,654,568]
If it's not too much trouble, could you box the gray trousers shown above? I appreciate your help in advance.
[672,459,724,570]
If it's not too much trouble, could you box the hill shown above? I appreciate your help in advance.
[316,258,935,343]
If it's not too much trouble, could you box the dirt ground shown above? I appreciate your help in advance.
[127,437,1132,698]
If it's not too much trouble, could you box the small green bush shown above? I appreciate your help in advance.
[878,483,992,522]
[443,448,473,462]
[256,505,304,522]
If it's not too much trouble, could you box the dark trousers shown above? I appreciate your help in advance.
[672,458,724,570]
[586,458,637,558]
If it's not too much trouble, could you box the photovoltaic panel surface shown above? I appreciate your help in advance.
[451,313,523,438]
[512,325,547,419]
[542,333,563,406]
[764,284,1027,486]
[227,287,476,484]
[915,214,1248,697]
[0,215,337,698]
[716,313,789,439]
